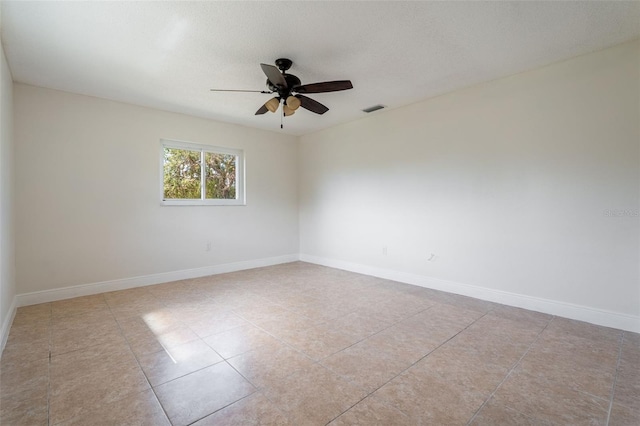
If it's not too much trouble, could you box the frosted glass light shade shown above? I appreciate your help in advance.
[265,97,280,113]
[283,105,295,116]
[286,95,301,111]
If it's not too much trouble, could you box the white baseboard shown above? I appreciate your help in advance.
[11,252,640,334]
[16,254,299,307]
[1,296,17,357]
[299,254,640,333]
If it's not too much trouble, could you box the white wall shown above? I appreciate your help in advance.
[1,39,16,346]
[299,41,640,326]
[14,85,299,295]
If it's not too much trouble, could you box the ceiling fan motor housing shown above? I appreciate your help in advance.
[266,73,301,98]
[275,58,293,71]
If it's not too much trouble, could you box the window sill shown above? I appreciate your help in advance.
[161,199,246,206]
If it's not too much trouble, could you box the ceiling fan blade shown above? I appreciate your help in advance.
[260,63,287,88]
[211,89,273,93]
[295,80,353,94]
[255,104,269,115]
[297,94,329,115]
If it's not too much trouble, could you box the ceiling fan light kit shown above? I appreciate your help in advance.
[283,104,295,116]
[286,95,301,111]
[265,97,280,113]
[211,58,353,127]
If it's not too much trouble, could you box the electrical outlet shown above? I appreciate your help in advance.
[382,246,388,256]
[206,241,212,252]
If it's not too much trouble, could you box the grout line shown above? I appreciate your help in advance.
[464,316,553,425]
[47,304,52,426]
[605,331,625,426]
[183,374,259,426]
[324,309,492,425]
[106,296,174,425]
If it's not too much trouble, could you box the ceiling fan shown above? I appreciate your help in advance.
[210,58,353,127]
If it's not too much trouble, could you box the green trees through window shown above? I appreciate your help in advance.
[163,148,202,199]
[161,141,244,205]
[205,152,236,199]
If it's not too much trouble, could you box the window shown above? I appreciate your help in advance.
[160,139,245,205]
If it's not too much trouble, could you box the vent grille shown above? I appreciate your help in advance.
[362,104,385,113]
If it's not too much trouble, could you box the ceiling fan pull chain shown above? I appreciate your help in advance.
[281,107,284,129]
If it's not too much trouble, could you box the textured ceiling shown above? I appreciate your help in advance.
[2,1,639,136]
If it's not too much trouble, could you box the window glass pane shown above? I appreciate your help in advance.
[163,148,201,199]
[205,152,236,199]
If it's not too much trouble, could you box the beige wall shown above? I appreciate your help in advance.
[8,40,640,331]
[299,41,640,319]
[1,39,16,342]
[14,85,299,294]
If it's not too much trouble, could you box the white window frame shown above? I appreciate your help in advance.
[160,139,245,206]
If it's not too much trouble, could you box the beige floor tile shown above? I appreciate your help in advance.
[545,317,623,344]
[328,396,414,426]
[0,382,48,426]
[206,292,266,311]
[358,309,468,367]
[187,311,250,338]
[50,367,149,424]
[349,298,429,325]
[252,313,324,336]
[118,313,200,356]
[321,338,413,393]
[192,392,292,425]
[166,298,227,320]
[412,346,510,395]
[2,263,636,426]
[49,342,150,424]
[51,294,110,318]
[438,292,497,313]
[137,339,223,386]
[11,303,52,327]
[287,302,354,323]
[1,335,50,364]
[620,337,640,364]
[613,356,640,409]
[51,314,126,355]
[262,363,367,426]
[232,303,297,324]
[203,324,281,359]
[469,397,551,425]
[50,340,138,379]
[489,304,552,329]
[6,322,50,344]
[227,340,315,389]
[154,362,256,426]
[387,302,484,350]
[516,351,616,400]
[268,322,360,361]
[492,369,610,425]
[516,331,619,399]
[116,308,183,336]
[623,331,640,347]
[103,287,162,307]
[51,308,115,328]
[56,389,170,426]
[0,358,49,398]
[608,403,640,426]
[442,314,541,371]
[372,365,487,424]
[323,311,391,341]
[109,299,169,321]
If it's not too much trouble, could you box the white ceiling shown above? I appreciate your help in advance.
[2,1,639,136]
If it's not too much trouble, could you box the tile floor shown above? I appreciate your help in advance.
[1,262,638,425]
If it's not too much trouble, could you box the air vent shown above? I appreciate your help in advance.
[362,104,385,113]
